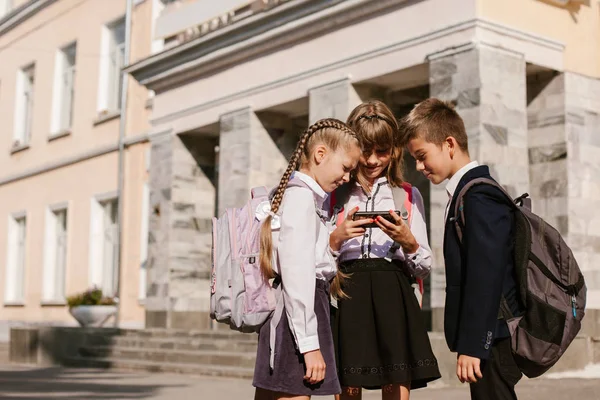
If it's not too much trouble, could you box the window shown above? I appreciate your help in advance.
[42,207,68,302]
[98,18,126,113]
[0,0,13,19]
[51,43,77,134]
[13,64,35,147]
[89,197,118,297]
[151,0,165,54]
[5,214,26,304]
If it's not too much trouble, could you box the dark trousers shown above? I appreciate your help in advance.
[470,338,522,400]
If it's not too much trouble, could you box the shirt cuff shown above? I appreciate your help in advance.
[298,335,320,354]
[405,246,423,265]
[329,246,340,260]
[402,245,432,279]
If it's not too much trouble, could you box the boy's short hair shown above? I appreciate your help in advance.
[403,98,469,154]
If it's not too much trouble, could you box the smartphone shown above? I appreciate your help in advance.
[352,210,403,229]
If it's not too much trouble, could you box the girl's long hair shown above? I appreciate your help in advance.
[259,118,359,299]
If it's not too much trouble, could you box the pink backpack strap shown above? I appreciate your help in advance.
[329,190,345,226]
[401,182,413,226]
[397,182,425,307]
[328,184,352,226]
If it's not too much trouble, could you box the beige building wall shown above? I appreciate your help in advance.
[0,0,156,333]
[478,0,600,78]
[0,153,118,322]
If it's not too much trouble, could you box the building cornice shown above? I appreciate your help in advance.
[125,0,411,91]
[126,0,565,94]
[144,16,564,127]
[0,0,60,37]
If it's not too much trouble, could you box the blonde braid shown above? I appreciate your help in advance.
[259,118,356,279]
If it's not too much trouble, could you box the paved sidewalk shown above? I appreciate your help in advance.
[0,364,599,399]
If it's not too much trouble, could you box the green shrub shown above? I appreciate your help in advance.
[66,287,116,308]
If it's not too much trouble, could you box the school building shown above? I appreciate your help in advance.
[126,0,600,335]
[0,0,166,338]
[2,0,600,350]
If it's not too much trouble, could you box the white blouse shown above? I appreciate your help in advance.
[272,171,336,354]
[336,177,432,279]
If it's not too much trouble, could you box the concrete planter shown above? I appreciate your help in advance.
[69,305,117,327]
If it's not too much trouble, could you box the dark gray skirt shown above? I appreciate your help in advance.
[253,279,341,396]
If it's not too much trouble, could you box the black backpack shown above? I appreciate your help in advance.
[454,178,586,378]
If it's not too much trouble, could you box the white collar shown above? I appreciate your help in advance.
[354,176,388,187]
[293,171,328,206]
[446,161,479,199]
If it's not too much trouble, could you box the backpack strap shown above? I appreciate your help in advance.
[329,182,353,226]
[389,183,425,306]
[453,177,519,244]
[395,182,413,225]
[384,183,412,261]
[269,282,284,368]
[251,186,269,199]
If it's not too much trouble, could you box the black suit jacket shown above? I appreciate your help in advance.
[443,165,521,360]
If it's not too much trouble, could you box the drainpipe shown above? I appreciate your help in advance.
[114,0,134,327]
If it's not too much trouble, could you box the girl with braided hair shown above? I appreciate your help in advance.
[330,101,441,399]
[253,118,365,399]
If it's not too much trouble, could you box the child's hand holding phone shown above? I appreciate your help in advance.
[374,210,419,254]
[330,207,373,251]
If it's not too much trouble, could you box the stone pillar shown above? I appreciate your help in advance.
[527,71,567,235]
[563,73,600,313]
[308,78,363,124]
[529,71,600,314]
[218,107,288,214]
[145,133,216,330]
[428,45,529,330]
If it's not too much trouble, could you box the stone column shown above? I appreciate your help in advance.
[529,71,600,316]
[145,133,216,330]
[218,107,288,215]
[527,71,567,234]
[563,73,600,313]
[308,78,363,124]
[428,44,529,330]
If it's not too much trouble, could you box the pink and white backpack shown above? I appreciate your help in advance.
[209,178,310,332]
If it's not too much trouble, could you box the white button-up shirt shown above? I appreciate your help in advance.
[272,171,336,354]
[444,161,480,222]
[337,178,432,279]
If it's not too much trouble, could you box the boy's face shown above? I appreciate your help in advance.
[406,136,453,184]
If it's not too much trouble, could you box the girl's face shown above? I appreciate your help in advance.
[309,143,361,193]
[359,147,392,182]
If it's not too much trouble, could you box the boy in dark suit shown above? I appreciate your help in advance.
[403,98,522,400]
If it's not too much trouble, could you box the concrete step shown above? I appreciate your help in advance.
[64,356,254,379]
[79,346,257,369]
[117,329,258,340]
[85,336,258,353]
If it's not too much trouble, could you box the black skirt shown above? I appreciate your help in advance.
[333,258,441,390]
[253,279,341,396]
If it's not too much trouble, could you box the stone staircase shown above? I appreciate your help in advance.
[0,342,9,364]
[64,329,258,378]
[9,324,600,385]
